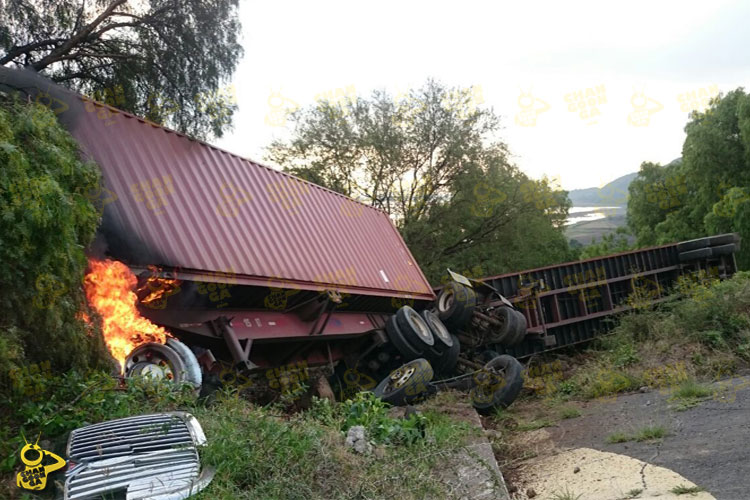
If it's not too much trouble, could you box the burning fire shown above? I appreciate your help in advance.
[137,265,181,309]
[84,258,171,371]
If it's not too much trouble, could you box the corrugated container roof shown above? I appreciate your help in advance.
[0,68,434,301]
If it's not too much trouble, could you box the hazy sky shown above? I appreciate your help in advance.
[216,0,750,190]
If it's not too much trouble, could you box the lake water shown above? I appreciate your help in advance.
[566,206,624,225]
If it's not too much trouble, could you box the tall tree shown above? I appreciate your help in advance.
[0,0,243,139]
[627,89,750,267]
[267,80,574,282]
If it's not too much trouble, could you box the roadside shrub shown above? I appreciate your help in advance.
[0,96,110,383]
[340,392,426,445]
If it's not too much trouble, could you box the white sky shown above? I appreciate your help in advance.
[216,0,750,190]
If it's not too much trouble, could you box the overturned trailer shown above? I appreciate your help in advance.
[435,234,740,361]
[1,67,740,413]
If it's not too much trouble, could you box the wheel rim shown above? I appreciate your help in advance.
[385,365,415,392]
[438,290,454,312]
[410,310,433,343]
[129,360,174,380]
[428,314,453,346]
[125,343,184,383]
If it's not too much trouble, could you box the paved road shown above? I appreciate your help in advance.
[549,375,750,500]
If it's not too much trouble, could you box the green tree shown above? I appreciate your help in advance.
[267,80,574,282]
[0,97,110,380]
[0,0,243,139]
[627,90,750,263]
[579,228,632,260]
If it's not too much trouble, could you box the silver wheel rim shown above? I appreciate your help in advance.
[410,310,433,343]
[438,290,454,312]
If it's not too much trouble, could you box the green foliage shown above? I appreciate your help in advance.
[0,98,110,382]
[627,89,750,265]
[2,1,243,139]
[0,370,197,473]
[2,371,476,499]
[579,228,632,260]
[559,406,581,419]
[267,80,575,282]
[670,485,704,495]
[325,392,428,446]
[668,380,712,410]
[606,425,667,444]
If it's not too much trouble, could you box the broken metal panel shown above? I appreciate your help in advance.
[64,412,213,500]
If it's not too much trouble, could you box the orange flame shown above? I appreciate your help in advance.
[84,258,171,372]
[137,265,181,309]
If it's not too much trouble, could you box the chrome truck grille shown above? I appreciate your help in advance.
[64,412,214,500]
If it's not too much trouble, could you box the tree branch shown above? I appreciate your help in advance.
[30,0,128,71]
[0,39,67,65]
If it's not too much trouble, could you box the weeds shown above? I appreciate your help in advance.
[559,406,581,419]
[670,484,704,495]
[623,488,643,498]
[668,379,712,410]
[550,487,583,500]
[606,425,668,444]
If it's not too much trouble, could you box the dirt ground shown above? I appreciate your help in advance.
[495,375,750,500]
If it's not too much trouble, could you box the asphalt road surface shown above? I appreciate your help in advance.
[548,375,750,500]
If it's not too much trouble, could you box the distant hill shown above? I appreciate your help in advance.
[567,172,637,206]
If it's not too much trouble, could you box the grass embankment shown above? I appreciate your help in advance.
[530,271,750,403]
[1,373,476,499]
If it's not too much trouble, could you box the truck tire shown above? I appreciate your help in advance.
[396,306,435,352]
[436,282,477,331]
[124,338,202,389]
[386,315,422,359]
[676,237,712,253]
[712,243,738,256]
[678,247,713,262]
[373,358,434,405]
[505,310,528,346]
[470,355,524,414]
[489,307,516,343]
[421,310,454,355]
[708,233,740,247]
[433,334,460,375]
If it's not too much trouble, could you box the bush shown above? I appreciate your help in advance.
[0,97,110,385]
